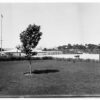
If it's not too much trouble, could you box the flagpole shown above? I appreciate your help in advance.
[1,14,2,56]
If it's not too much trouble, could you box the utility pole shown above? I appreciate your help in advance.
[1,14,3,56]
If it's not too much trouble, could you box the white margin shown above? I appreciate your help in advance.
[0,0,100,3]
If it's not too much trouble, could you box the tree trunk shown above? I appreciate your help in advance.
[29,58,32,75]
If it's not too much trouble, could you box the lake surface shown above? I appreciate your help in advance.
[35,53,100,61]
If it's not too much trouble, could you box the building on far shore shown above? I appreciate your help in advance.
[3,48,24,57]
[36,50,63,56]
[2,48,63,57]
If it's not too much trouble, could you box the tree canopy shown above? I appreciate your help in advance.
[20,24,42,57]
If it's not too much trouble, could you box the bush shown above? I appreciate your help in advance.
[0,56,54,61]
[31,57,42,60]
[0,56,98,62]
[0,56,27,61]
[42,56,54,60]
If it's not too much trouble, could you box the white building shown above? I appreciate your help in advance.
[36,50,63,56]
[3,48,63,57]
[3,48,25,57]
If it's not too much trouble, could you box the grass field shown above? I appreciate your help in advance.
[0,60,100,97]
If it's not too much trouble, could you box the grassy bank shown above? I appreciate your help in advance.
[0,60,100,97]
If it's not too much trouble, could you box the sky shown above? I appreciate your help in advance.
[0,3,100,48]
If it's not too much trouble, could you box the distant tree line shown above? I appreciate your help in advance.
[43,44,100,54]
[58,44,100,54]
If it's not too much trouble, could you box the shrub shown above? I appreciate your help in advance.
[42,56,54,60]
[0,56,54,61]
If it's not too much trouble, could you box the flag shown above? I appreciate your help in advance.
[1,14,3,18]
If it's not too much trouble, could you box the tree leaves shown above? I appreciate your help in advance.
[20,24,42,57]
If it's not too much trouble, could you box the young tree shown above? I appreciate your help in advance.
[20,24,42,75]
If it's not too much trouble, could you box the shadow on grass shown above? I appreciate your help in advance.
[24,69,59,74]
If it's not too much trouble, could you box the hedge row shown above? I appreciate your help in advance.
[0,56,98,62]
[0,56,54,61]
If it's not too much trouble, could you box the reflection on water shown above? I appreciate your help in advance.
[34,53,100,60]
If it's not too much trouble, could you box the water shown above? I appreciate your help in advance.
[35,53,100,61]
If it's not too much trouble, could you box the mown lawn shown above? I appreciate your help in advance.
[0,60,100,97]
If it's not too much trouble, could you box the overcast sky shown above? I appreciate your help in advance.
[0,3,100,48]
